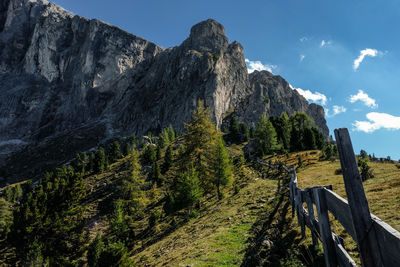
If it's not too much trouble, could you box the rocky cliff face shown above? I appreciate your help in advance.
[0,0,328,183]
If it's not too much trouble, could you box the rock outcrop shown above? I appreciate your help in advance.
[0,0,329,184]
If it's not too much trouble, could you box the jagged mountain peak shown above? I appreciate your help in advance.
[185,19,229,53]
[0,1,328,183]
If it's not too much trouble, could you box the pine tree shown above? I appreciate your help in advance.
[289,112,314,152]
[123,143,131,157]
[156,145,162,161]
[162,145,173,174]
[271,112,291,150]
[212,137,233,199]
[89,153,95,172]
[76,152,87,173]
[141,144,156,165]
[167,124,176,142]
[171,166,202,212]
[255,114,278,156]
[159,128,170,148]
[152,161,162,186]
[94,147,106,173]
[312,127,325,149]
[121,148,147,217]
[109,141,121,163]
[304,127,317,150]
[110,200,128,241]
[182,100,218,190]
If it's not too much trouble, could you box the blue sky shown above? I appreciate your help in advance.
[52,0,400,159]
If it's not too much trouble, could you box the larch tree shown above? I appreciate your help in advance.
[212,136,233,199]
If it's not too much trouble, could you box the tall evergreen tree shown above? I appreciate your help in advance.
[109,141,122,163]
[170,166,202,212]
[89,153,95,172]
[121,148,147,217]
[212,137,233,199]
[123,143,131,157]
[271,112,291,150]
[94,147,106,173]
[255,114,278,156]
[304,127,317,150]
[182,100,218,190]
[156,145,162,161]
[167,124,176,142]
[141,144,156,165]
[162,145,173,174]
[152,161,162,186]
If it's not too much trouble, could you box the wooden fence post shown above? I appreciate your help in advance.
[305,189,318,246]
[313,187,337,267]
[334,128,384,267]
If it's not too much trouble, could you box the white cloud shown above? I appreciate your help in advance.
[320,40,332,47]
[299,54,305,62]
[325,105,347,117]
[300,37,308,42]
[353,112,400,133]
[245,58,277,74]
[289,84,328,106]
[349,90,378,109]
[353,48,378,70]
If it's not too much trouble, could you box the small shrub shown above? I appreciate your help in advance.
[358,158,374,181]
[334,168,343,175]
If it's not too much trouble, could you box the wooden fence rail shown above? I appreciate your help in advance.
[284,128,400,266]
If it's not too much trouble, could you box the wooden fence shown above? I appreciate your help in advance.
[285,128,400,267]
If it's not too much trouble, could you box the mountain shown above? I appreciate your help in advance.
[0,0,328,184]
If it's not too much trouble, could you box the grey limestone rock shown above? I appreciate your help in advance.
[0,0,329,183]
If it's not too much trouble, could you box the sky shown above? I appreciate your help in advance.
[51,0,400,160]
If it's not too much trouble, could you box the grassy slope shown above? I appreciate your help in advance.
[2,148,399,266]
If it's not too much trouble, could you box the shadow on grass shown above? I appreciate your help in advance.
[241,169,324,267]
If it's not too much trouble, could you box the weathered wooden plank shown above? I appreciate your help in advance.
[323,188,357,241]
[305,189,319,246]
[332,233,357,267]
[295,188,306,238]
[371,214,400,266]
[313,187,337,267]
[334,128,384,267]
[299,205,321,239]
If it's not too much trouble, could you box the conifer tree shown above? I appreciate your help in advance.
[141,144,156,165]
[171,166,202,212]
[304,127,317,150]
[159,129,170,148]
[109,141,121,163]
[89,153,95,172]
[162,145,173,174]
[255,114,278,156]
[156,145,162,161]
[152,161,162,186]
[123,143,131,157]
[121,148,147,217]
[212,137,233,199]
[167,124,176,142]
[94,147,106,173]
[182,100,218,190]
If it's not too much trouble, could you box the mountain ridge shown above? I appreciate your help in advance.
[0,0,328,184]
